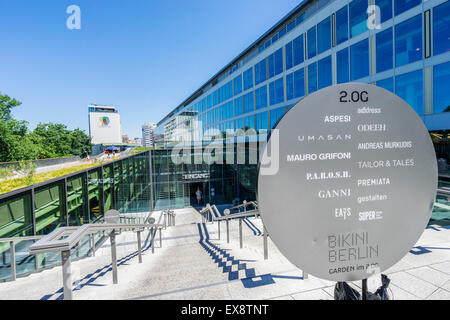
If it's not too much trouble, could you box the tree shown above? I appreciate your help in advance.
[0,92,21,120]
[71,128,92,158]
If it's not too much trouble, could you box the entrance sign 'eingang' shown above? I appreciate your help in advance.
[258,83,437,281]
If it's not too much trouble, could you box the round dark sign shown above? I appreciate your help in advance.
[258,83,437,281]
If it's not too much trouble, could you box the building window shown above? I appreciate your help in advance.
[293,34,305,65]
[376,77,394,93]
[243,92,254,113]
[256,112,268,132]
[307,26,317,59]
[395,69,423,115]
[433,1,450,56]
[433,61,450,113]
[286,42,293,70]
[350,38,369,80]
[268,48,283,79]
[395,14,422,67]
[213,90,219,106]
[318,56,332,89]
[233,74,242,96]
[243,68,254,91]
[350,0,368,38]
[244,115,255,131]
[269,78,284,105]
[336,5,349,45]
[376,27,393,73]
[337,47,350,83]
[255,59,267,85]
[270,107,286,129]
[286,73,294,100]
[394,0,421,16]
[234,96,243,116]
[255,85,268,110]
[375,0,392,23]
[308,62,318,94]
[294,68,305,98]
[207,95,212,109]
[317,17,331,54]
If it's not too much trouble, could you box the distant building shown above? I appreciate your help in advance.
[134,137,143,146]
[88,105,122,145]
[142,122,157,147]
[122,135,130,144]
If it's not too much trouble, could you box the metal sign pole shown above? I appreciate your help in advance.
[110,231,118,284]
[61,250,73,300]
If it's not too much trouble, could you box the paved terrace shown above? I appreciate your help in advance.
[0,207,449,300]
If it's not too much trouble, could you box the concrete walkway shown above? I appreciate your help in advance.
[0,207,449,300]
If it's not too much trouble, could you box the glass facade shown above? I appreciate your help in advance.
[433,1,450,56]
[350,39,369,80]
[433,62,450,113]
[376,28,393,73]
[396,69,424,115]
[395,14,422,67]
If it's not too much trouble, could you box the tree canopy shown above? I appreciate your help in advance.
[0,92,92,162]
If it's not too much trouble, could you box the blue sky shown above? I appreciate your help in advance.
[0,0,301,138]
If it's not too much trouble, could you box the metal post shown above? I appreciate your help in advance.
[137,230,142,263]
[303,270,308,279]
[10,241,16,281]
[362,279,368,300]
[61,250,73,300]
[159,228,162,248]
[90,234,95,257]
[239,219,243,248]
[110,231,118,284]
[226,219,230,243]
[151,227,155,254]
[218,220,220,240]
[263,225,268,260]
[173,214,175,226]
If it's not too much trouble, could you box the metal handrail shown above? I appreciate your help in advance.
[28,218,163,300]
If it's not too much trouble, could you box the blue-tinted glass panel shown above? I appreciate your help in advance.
[207,95,212,109]
[308,62,318,94]
[376,0,392,23]
[433,1,450,56]
[318,56,332,89]
[233,75,242,95]
[293,34,305,65]
[234,97,243,116]
[337,48,350,83]
[350,39,369,80]
[255,59,267,85]
[376,27,393,72]
[286,73,294,100]
[279,27,287,38]
[255,85,268,110]
[269,78,284,105]
[294,68,305,98]
[243,68,254,90]
[336,6,349,45]
[377,77,394,92]
[256,112,268,132]
[350,0,368,38]
[307,26,317,59]
[270,107,286,129]
[287,21,296,32]
[395,14,422,67]
[272,34,279,44]
[244,115,255,131]
[286,42,293,70]
[317,17,331,54]
[433,62,450,113]
[274,49,283,76]
[394,0,421,16]
[268,54,275,79]
[213,90,219,106]
[395,69,423,114]
[296,14,305,25]
[243,92,254,113]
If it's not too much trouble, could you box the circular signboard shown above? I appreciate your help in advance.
[258,83,437,281]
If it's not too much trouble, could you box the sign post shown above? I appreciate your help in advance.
[258,83,437,294]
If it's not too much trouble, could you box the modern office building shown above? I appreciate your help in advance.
[142,122,157,147]
[88,105,122,145]
[151,0,450,208]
